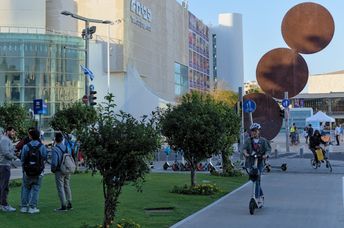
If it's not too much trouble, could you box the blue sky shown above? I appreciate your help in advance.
[177,0,344,82]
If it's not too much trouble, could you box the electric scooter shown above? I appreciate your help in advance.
[246,152,264,215]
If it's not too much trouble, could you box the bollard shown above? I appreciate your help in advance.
[299,147,303,158]
[274,148,278,158]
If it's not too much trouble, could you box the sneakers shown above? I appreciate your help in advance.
[67,202,73,210]
[28,207,40,214]
[20,207,28,213]
[1,205,16,212]
[54,206,67,212]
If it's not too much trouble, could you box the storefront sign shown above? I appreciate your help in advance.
[130,0,152,32]
[130,0,152,22]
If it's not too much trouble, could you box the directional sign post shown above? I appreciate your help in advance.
[243,99,256,125]
[33,99,43,115]
[243,99,256,113]
[282,98,290,108]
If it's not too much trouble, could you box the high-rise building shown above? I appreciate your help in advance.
[0,0,244,126]
[0,0,84,129]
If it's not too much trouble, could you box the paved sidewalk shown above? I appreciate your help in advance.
[10,165,51,180]
[171,170,344,228]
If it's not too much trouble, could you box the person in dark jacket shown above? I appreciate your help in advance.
[242,123,271,201]
[15,127,36,157]
[309,130,326,163]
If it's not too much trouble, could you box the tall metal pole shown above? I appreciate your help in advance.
[107,24,111,93]
[84,21,90,101]
[285,91,290,153]
[238,87,244,153]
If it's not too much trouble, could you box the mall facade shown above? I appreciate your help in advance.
[0,0,244,127]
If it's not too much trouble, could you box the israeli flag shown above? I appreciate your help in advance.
[80,65,94,81]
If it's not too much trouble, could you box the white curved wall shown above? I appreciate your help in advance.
[46,0,77,34]
[0,0,45,29]
[212,13,244,92]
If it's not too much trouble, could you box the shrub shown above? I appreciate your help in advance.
[171,183,220,195]
[80,219,140,228]
[211,169,244,177]
[9,180,22,188]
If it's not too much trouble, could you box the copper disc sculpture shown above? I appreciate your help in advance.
[245,3,334,140]
[281,2,335,54]
[256,48,309,99]
[243,93,282,141]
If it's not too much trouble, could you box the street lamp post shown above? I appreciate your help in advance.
[106,19,122,93]
[61,10,113,103]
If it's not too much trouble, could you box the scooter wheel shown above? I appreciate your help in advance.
[265,165,271,173]
[249,198,256,215]
[311,159,317,169]
[281,164,287,171]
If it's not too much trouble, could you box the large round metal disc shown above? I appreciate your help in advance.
[256,48,309,99]
[281,2,335,54]
[243,93,282,141]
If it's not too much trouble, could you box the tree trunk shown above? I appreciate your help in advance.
[221,150,232,173]
[190,164,196,187]
[103,179,121,227]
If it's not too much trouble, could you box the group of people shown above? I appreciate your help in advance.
[0,127,73,214]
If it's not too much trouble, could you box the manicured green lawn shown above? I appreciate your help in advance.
[1,172,247,228]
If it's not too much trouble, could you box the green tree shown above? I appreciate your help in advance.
[210,88,238,108]
[0,103,34,139]
[50,102,97,134]
[159,91,237,186]
[210,89,241,175]
[78,94,161,227]
[216,102,241,175]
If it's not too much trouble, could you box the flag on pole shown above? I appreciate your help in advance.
[80,65,94,81]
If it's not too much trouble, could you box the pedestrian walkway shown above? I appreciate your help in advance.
[171,170,344,228]
[10,166,51,180]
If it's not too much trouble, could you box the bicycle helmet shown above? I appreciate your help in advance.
[250,123,261,131]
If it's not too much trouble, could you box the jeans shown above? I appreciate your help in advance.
[55,171,72,207]
[21,173,42,208]
[0,165,10,206]
[255,161,264,198]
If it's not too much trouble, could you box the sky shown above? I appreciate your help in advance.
[177,0,344,82]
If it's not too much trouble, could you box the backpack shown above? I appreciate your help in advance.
[56,145,76,175]
[23,143,44,177]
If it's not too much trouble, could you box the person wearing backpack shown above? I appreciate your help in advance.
[20,129,47,214]
[51,132,74,212]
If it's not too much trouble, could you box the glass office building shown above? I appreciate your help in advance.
[0,33,85,128]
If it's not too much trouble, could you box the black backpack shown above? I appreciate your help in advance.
[23,143,44,177]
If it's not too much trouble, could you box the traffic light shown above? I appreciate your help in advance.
[279,108,285,118]
[89,91,97,106]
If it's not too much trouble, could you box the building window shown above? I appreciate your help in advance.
[174,62,188,96]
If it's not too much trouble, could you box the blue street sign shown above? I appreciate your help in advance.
[243,99,256,113]
[33,99,48,115]
[282,99,290,108]
[33,99,43,115]
[89,84,95,92]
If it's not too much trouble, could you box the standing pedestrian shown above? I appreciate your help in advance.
[307,124,314,144]
[335,124,341,146]
[51,132,73,211]
[0,127,20,212]
[20,129,47,214]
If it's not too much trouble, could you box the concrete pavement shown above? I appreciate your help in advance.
[170,132,344,228]
[172,172,344,228]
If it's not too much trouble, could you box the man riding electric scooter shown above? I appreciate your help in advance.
[242,123,271,214]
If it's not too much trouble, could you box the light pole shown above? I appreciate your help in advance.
[106,19,122,93]
[61,10,113,102]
